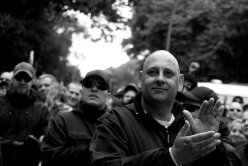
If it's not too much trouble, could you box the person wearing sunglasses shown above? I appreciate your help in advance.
[227,102,244,121]
[0,62,49,166]
[41,69,110,166]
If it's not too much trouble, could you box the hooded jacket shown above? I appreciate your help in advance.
[41,101,107,166]
[90,92,241,166]
[0,90,49,166]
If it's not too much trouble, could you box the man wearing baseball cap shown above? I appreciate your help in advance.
[0,62,49,166]
[41,69,111,166]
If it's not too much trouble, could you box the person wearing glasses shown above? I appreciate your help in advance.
[89,50,241,166]
[0,62,49,166]
[40,69,110,166]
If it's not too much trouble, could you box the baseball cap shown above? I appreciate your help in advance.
[124,83,138,94]
[13,62,35,79]
[177,86,219,107]
[81,70,110,90]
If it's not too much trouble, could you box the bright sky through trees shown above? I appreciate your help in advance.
[68,4,132,77]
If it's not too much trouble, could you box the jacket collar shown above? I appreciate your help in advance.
[125,92,185,128]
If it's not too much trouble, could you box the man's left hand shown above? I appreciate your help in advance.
[184,98,224,134]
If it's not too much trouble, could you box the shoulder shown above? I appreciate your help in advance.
[98,103,137,125]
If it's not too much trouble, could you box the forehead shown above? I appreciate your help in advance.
[68,83,81,92]
[230,102,243,110]
[39,77,53,85]
[143,51,179,73]
[232,122,243,129]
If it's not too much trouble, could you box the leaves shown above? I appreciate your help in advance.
[125,0,248,83]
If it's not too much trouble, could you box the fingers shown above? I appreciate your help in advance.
[216,105,224,121]
[197,139,221,156]
[198,100,209,115]
[193,133,221,148]
[183,110,195,127]
[178,120,190,137]
[188,131,217,142]
[206,98,214,114]
[199,98,224,117]
[212,100,222,117]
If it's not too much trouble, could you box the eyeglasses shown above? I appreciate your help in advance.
[183,104,200,112]
[15,74,32,82]
[83,80,108,91]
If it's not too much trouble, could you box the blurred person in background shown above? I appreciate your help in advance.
[0,62,49,166]
[0,71,13,96]
[38,74,72,120]
[232,96,244,106]
[227,102,244,122]
[182,73,198,92]
[122,83,138,105]
[66,81,82,108]
[188,61,200,76]
[41,69,110,166]
[228,119,246,143]
[242,110,248,139]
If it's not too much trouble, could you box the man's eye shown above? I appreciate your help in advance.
[164,71,173,77]
[147,70,158,76]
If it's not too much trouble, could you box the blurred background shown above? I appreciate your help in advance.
[1,0,248,95]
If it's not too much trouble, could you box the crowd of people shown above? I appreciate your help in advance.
[0,50,245,166]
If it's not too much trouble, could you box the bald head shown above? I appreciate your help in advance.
[142,50,180,74]
[138,50,184,107]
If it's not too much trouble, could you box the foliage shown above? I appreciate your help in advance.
[0,0,126,84]
[124,0,248,83]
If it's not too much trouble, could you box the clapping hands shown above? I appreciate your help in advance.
[171,98,224,165]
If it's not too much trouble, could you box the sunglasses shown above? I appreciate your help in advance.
[15,74,32,82]
[229,108,242,113]
[83,80,108,91]
[183,104,200,112]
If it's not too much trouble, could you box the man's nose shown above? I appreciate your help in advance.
[91,84,98,91]
[156,72,165,83]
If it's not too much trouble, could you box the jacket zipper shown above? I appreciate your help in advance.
[165,128,170,146]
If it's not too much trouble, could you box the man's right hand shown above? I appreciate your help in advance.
[171,120,221,165]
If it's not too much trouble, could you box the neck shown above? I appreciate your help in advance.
[142,98,173,121]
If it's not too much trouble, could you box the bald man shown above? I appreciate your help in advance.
[90,50,240,166]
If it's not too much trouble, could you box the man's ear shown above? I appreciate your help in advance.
[178,74,184,92]
[106,92,112,103]
[138,71,143,89]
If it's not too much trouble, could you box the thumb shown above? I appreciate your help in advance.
[178,120,190,137]
[183,110,195,128]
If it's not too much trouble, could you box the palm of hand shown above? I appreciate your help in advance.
[184,98,224,135]
[192,114,219,134]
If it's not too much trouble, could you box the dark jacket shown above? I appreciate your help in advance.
[90,93,241,166]
[41,101,107,166]
[0,91,49,166]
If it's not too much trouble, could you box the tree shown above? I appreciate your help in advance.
[123,0,248,83]
[0,0,127,83]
